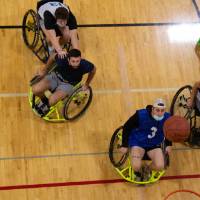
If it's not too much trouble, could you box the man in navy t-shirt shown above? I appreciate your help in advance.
[32,49,96,116]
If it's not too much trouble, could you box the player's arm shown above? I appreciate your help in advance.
[190,81,200,107]
[37,53,57,76]
[85,66,96,87]
[121,112,139,147]
[45,29,62,52]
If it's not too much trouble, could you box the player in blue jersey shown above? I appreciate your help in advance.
[120,99,172,181]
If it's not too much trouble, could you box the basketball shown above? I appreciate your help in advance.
[163,116,190,142]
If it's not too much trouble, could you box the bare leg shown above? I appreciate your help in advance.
[130,147,145,172]
[147,148,164,171]
[48,90,68,106]
[32,78,50,98]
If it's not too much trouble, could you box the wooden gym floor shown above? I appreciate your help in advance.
[0,0,200,199]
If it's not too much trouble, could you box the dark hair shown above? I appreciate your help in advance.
[68,49,81,58]
[55,7,69,20]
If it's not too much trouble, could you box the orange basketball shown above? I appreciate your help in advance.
[163,116,190,142]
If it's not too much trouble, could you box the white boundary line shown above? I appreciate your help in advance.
[0,88,178,97]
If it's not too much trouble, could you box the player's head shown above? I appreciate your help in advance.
[151,98,166,121]
[55,7,69,28]
[68,49,81,68]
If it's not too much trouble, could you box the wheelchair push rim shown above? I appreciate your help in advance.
[109,126,129,168]
[63,85,93,120]
[22,9,39,49]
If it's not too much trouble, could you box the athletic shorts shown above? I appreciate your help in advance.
[45,72,74,95]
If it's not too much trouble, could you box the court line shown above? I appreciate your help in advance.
[192,0,200,19]
[0,174,200,191]
[118,46,132,116]
[0,88,179,98]
[0,22,200,29]
[0,147,199,161]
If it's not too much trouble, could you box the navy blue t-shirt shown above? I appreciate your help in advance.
[54,56,94,85]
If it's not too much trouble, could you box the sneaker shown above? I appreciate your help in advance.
[142,165,152,181]
[134,172,142,182]
[34,102,50,117]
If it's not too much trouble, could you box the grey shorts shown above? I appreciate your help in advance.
[45,72,74,95]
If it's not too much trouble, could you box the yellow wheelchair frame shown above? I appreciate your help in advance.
[109,127,168,184]
[28,81,93,122]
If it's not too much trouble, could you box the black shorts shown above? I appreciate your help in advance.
[142,145,161,160]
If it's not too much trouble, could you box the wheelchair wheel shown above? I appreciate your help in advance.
[109,126,129,168]
[63,86,92,120]
[170,85,194,118]
[33,28,49,63]
[22,9,39,49]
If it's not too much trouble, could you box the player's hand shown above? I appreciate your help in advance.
[82,84,89,91]
[165,146,172,154]
[187,97,193,108]
[57,50,67,59]
[119,147,128,154]
[36,68,46,78]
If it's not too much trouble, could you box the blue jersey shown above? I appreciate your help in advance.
[128,109,170,148]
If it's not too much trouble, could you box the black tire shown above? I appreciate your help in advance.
[22,9,39,49]
[109,126,129,168]
[63,86,93,120]
[170,85,192,118]
[33,29,49,63]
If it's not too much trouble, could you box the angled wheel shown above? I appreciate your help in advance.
[170,85,192,117]
[33,28,50,63]
[170,85,196,128]
[63,86,92,120]
[109,126,129,168]
[22,9,39,49]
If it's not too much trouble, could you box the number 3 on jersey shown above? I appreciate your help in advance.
[148,127,158,139]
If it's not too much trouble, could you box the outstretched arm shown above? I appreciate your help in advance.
[189,81,200,107]
[37,53,57,76]
[83,66,96,90]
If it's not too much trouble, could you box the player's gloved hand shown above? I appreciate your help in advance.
[36,68,47,78]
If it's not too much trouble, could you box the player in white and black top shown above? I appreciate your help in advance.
[37,0,79,58]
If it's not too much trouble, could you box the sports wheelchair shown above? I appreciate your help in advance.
[170,85,200,146]
[109,126,169,184]
[29,73,92,122]
[22,4,71,63]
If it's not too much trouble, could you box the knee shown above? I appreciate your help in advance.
[131,159,142,172]
[32,85,41,96]
[153,161,164,171]
[48,93,66,106]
